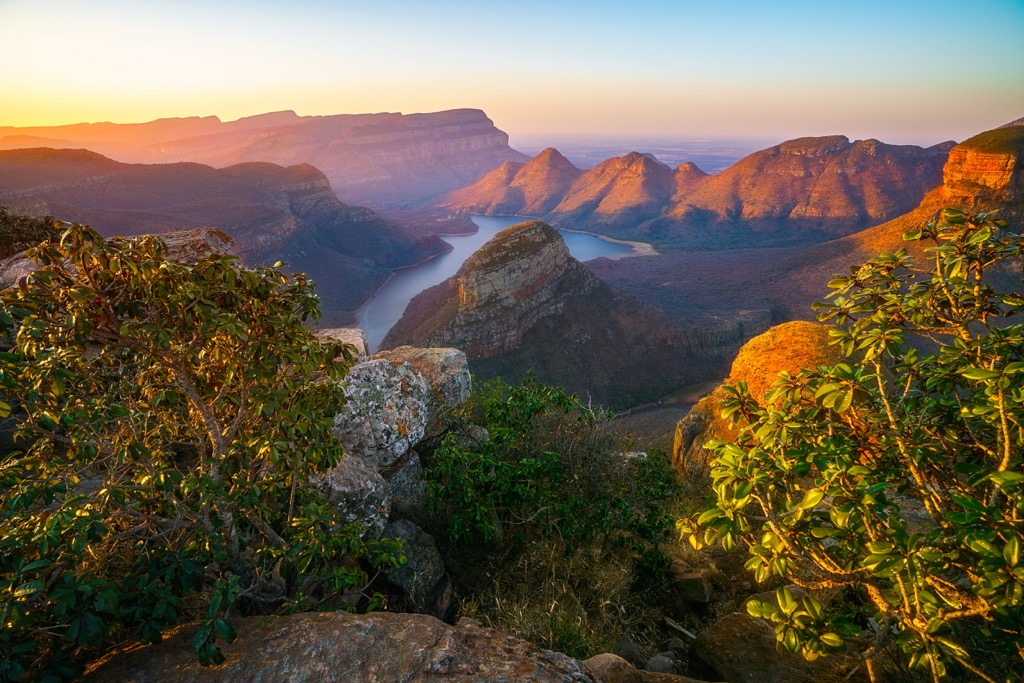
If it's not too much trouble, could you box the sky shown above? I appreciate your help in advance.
[2,0,1023,146]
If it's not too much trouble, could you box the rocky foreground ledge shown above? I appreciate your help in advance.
[80,610,713,683]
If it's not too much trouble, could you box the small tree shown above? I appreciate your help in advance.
[684,210,1023,681]
[0,224,401,682]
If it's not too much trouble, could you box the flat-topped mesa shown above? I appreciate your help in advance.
[940,124,1024,207]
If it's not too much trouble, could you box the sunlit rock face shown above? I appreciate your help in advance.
[940,125,1024,207]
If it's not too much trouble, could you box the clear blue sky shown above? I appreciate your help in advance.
[2,0,1022,144]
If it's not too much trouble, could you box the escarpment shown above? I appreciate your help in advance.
[384,220,769,409]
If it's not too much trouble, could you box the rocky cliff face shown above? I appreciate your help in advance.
[0,109,527,206]
[441,136,953,248]
[940,125,1024,209]
[0,148,445,322]
[383,220,769,408]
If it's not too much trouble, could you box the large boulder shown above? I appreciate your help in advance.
[672,321,841,478]
[332,359,431,469]
[317,327,370,361]
[690,612,818,683]
[310,455,391,540]
[80,611,595,682]
[372,346,471,439]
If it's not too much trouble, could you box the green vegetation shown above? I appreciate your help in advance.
[0,207,62,261]
[958,126,1024,155]
[684,209,1023,681]
[0,224,402,682]
[426,376,681,656]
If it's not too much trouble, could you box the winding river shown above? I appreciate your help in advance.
[356,215,643,351]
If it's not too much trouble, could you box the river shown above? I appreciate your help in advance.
[355,215,643,351]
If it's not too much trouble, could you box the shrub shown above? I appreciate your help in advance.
[683,209,1024,681]
[428,375,677,557]
[0,224,402,682]
[426,375,681,657]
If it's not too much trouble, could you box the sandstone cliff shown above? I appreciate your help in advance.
[383,220,769,409]
[0,148,445,322]
[441,135,953,248]
[0,109,527,206]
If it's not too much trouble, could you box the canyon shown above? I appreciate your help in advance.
[383,220,769,409]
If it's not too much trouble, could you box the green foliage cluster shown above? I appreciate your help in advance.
[0,225,402,682]
[427,375,681,657]
[0,207,62,261]
[428,375,677,558]
[684,210,1024,681]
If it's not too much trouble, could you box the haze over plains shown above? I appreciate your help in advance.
[2,0,1022,146]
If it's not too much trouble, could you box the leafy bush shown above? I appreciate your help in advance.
[684,210,1023,681]
[426,375,681,657]
[0,224,402,681]
[428,375,677,556]
[0,207,62,261]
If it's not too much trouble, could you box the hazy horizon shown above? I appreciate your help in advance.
[2,0,1023,145]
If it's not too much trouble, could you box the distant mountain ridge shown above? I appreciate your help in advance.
[440,135,954,248]
[0,109,528,206]
[383,220,770,408]
[0,147,445,322]
[588,122,1024,328]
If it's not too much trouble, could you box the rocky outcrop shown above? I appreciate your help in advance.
[940,124,1024,208]
[320,348,472,614]
[690,613,820,683]
[442,136,953,247]
[81,610,715,683]
[0,148,444,322]
[0,109,528,206]
[384,220,770,409]
[672,322,841,478]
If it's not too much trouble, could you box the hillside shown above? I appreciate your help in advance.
[441,135,953,248]
[383,220,769,409]
[589,122,1024,325]
[0,109,528,206]
[0,147,445,322]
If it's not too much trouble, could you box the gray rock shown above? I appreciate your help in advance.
[373,346,471,439]
[332,359,430,468]
[614,636,646,668]
[382,519,448,617]
[382,449,428,516]
[310,455,391,539]
[645,653,675,673]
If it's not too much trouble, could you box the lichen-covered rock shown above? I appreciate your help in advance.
[382,519,448,617]
[333,359,430,468]
[80,611,595,683]
[310,455,391,539]
[373,346,470,438]
[317,327,370,360]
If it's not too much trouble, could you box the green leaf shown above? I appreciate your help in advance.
[796,489,825,510]
[1004,537,1020,567]
[961,367,1000,380]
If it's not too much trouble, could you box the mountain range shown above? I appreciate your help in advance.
[0,109,527,206]
[0,147,444,321]
[441,136,955,247]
